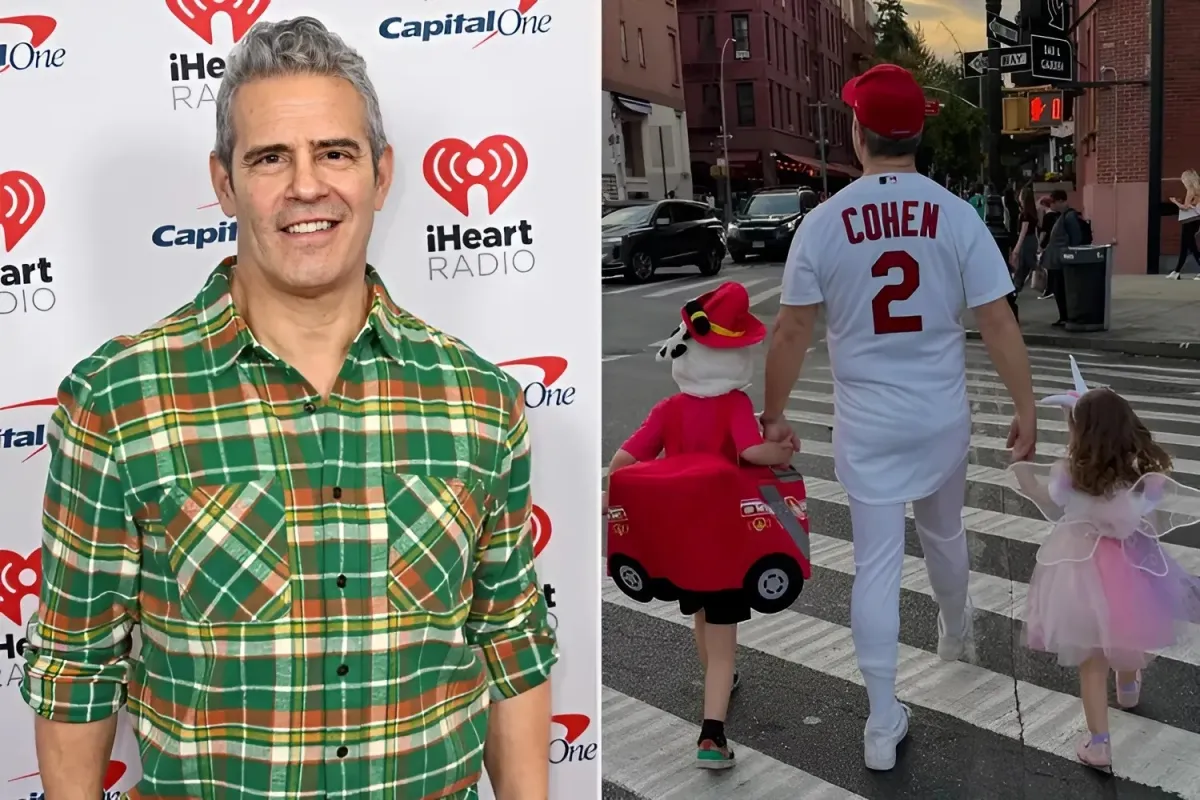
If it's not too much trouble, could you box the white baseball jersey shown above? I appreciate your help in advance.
[781,172,1014,505]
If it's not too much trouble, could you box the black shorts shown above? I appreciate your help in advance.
[678,589,752,625]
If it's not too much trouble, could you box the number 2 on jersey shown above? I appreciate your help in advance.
[870,250,923,335]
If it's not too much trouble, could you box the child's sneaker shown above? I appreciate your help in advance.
[697,739,735,769]
[1076,734,1112,770]
[1116,670,1142,708]
[864,701,911,771]
[937,596,975,662]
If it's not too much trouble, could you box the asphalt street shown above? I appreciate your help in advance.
[600,260,1200,800]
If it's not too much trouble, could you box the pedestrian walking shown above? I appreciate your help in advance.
[1009,357,1200,771]
[969,183,986,219]
[606,283,797,770]
[1165,169,1200,279]
[760,63,1038,772]
[1041,190,1086,326]
[1010,186,1040,293]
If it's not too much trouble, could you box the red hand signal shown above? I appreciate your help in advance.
[1030,97,1046,122]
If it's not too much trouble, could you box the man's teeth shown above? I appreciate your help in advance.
[285,220,334,234]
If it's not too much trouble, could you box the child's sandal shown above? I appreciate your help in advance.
[1115,670,1142,709]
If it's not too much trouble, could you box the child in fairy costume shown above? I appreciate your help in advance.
[606,282,796,769]
[1008,356,1200,770]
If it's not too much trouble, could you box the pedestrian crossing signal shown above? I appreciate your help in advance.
[1029,91,1064,127]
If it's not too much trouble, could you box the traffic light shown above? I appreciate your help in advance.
[1028,91,1064,127]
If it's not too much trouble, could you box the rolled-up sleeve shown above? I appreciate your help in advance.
[466,387,558,700]
[21,371,139,723]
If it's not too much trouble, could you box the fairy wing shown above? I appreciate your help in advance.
[1131,472,1200,538]
[1006,461,1069,522]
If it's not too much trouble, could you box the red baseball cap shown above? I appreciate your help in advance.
[841,64,925,140]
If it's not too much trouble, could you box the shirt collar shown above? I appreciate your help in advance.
[195,256,414,374]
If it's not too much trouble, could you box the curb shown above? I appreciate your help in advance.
[965,330,1200,361]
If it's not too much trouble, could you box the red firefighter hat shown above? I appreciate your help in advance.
[681,281,767,349]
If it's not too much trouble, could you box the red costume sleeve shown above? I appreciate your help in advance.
[728,391,765,453]
[621,398,670,461]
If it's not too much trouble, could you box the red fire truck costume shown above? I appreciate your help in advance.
[606,282,812,623]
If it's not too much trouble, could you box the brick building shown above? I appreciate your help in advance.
[676,0,874,202]
[602,0,693,201]
[1072,0,1200,273]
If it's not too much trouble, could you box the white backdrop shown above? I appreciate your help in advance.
[0,2,600,797]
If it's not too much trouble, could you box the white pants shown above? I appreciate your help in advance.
[848,456,969,731]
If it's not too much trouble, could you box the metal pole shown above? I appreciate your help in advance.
[658,126,668,197]
[719,37,733,225]
[984,0,1004,193]
[817,102,828,196]
[1147,0,1165,274]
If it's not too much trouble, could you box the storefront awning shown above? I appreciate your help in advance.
[779,153,861,178]
[723,150,761,163]
[781,153,824,170]
[615,94,653,115]
[826,162,863,178]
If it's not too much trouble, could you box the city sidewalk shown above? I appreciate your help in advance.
[965,274,1200,360]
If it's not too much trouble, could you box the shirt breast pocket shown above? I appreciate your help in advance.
[382,473,484,618]
[161,478,292,624]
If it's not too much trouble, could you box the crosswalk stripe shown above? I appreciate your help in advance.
[643,276,729,298]
[603,588,1200,799]
[601,688,867,800]
[749,285,783,308]
[965,341,1200,374]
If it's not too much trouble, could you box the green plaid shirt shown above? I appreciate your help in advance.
[22,258,557,800]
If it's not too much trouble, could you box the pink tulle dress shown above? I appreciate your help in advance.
[1009,461,1200,670]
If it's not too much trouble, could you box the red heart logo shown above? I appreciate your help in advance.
[165,0,271,45]
[0,549,41,626]
[530,505,552,558]
[423,135,528,217]
[0,171,46,252]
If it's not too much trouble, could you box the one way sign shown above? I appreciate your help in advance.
[962,45,1031,78]
[986,12,1020,45]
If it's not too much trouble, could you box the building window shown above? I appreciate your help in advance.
[802,42,809,78]
[782,26,789,73]
[736,82,756,126]
[668,31,680,86]
[787,89,794,129]
[793,33,799,77]
[731,14,750,55]
[769,80,777,127]
[698,15,715,50]
[621,120,645,177]
[702,83,721,127]
[620,22,628,61]
[637,28,645,67]
[765,14,771,63]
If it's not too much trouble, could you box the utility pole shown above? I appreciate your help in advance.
[1147,0,1165,274]
[984,0,1004,193]
[718,37,735,224]
[814,102,829,196]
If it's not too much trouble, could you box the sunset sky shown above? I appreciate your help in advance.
[907,0,1021,60]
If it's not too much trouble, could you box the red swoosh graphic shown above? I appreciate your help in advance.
[551,713,590,743]
[497,356,568,387]
[474,0,539,48]
[0,16,57,74]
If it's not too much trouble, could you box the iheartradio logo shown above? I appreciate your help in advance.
[166,0,271,45]
[423,135,528,217]
[0,171,45,252]
[531,504,552,557]
[0,549,40,627]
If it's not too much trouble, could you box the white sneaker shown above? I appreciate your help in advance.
[1166,271,1181,279]
[937,596,975,662]
[864,701,911,771]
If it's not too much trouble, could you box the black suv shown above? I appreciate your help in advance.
[601,199,726,283]
[726,188,819,262]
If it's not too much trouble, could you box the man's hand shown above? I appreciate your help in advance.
[761,417,801,451]
[1007,413,1037,462]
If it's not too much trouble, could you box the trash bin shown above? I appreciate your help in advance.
[1060,245,1114,333]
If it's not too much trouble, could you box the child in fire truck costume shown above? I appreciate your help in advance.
[606,282,797,769]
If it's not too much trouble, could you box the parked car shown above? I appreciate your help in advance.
[601,199,726,283]
[602,198,653,216]
[726,188,819,263]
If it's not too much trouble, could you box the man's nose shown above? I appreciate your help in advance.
[289,156,328,199]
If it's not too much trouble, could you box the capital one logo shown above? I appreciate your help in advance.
[166,0,270,44]
[0,549,40,627]
[0,14,65,74]
[423,136,536,280]
[11,759,131,797]
[497,357,576,410]
[530,504,551,557]
[550,713,597,764]
[0,397,55,461]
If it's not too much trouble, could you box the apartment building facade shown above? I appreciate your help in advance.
[676,0,874,201]
[602,0,694,201]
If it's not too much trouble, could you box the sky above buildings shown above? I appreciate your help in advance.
[906,0,1019,61]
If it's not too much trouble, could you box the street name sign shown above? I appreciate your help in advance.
[962,45,1032,78]
[1031,34,1074,82]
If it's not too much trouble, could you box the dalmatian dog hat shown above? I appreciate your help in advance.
[656,282,767,398]
[1040,355,1096,417]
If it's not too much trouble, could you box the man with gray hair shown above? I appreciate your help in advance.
[760,64,1036,772]
[22,17,556,800]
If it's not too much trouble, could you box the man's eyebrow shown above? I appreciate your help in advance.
[241,139,365,164]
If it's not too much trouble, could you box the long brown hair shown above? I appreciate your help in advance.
[1068,388,1172,496]
[1019,186,1038,223]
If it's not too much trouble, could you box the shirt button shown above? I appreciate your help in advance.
[336,745,348,758]
[332,486,343,499]
[303,402,317,414]
[337,664,349,676]
[336,574,347,588]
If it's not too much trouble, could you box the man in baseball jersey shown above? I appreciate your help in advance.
[760,64,1038,771]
